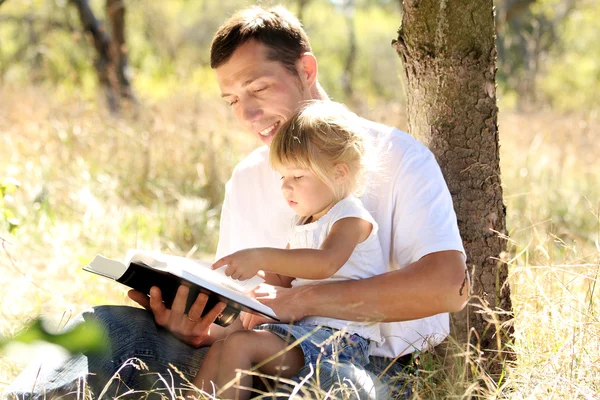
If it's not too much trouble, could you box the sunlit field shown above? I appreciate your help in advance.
[1,86,598,398]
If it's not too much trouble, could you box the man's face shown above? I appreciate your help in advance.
[215,41,314,145]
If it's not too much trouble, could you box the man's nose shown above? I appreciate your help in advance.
[241,99,262,123]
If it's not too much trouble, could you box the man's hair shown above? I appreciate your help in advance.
[270,101,371,201]
[210,6,312,78]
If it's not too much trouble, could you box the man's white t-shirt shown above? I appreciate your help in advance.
[216,119,465,358]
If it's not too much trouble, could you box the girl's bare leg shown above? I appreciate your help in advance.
[191,340,224,394]
[216,330,304,400]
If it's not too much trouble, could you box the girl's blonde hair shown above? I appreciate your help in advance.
[270,100,371,201]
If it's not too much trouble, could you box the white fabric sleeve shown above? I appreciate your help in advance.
[329,197,378,236]
[392,145,465,265]
[215,179,233,261]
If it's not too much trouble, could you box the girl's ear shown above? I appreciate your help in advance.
[334,163,350,184]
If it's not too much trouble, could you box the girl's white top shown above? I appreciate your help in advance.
[289,195,386,343]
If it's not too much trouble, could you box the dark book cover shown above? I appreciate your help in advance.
[85,253,278,327]
[119,262,240,326]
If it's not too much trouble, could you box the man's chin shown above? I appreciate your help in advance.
[259,133,276,146]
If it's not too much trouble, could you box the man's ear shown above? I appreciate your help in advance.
[334,163,350,185]
[297,52,318,88]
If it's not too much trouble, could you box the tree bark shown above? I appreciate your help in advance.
[71,0,118,113]
[106,0,136,102]
[71,0,136,113]
[393,0,513,375]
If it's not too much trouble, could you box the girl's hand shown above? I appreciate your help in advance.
[212,248,263,280]
[239,311,257,329]
[240,310,276,329]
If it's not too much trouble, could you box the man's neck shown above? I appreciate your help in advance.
[311,82,329,100]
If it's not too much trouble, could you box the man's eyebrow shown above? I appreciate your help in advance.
[220,77,261,98]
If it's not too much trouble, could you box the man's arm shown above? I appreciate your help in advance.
[254,250,469,324]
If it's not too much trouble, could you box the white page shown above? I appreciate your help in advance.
[179,268,276,319]
[127,250,264,294]
[85,255,128,279]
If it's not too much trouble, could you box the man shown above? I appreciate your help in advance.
[6,5,468,399]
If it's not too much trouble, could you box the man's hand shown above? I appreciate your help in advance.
[212,248,264,280]
[253,283,307,323]
[128,285,227,348]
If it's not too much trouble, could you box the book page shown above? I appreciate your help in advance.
[85,255,128,279]
[127,250,264,294]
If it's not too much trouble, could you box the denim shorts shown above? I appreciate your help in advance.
[255,323,370,370]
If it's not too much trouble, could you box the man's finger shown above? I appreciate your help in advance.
[253,284,276,299]
[195,302,227,333]
[171,285,190,317]
[128,289,150,310]
[187,293,209,321]
[149,286,168,326]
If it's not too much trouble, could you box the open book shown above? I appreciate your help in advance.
[84,249,278,327]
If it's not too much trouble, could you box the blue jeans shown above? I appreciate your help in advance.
[4,306,414,399]
[255,323,372,397]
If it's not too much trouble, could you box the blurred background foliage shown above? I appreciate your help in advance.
[0,0,598,112]
[0,0,404,106]
[496,0,600,111]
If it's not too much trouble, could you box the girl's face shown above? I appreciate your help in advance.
[278,165,337,222]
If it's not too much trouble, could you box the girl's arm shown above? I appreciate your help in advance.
[212,217,372,280]
[261,245,295,287]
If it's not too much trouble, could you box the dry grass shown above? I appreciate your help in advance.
[0,87,598,398]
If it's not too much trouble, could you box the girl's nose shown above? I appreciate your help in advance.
[281,179,293,192]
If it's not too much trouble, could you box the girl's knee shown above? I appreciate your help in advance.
[221,330,260,353]
[206,339,224,356]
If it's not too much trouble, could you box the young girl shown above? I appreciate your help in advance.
[192,101,387,399]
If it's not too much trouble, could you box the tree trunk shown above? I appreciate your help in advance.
[71,0,118,113]
[106,0,136,103]
[71,0,136,113]
[393,0,513,375]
